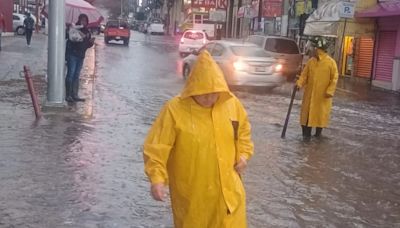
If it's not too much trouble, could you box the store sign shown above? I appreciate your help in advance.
[262,0,283,18]
[339,2,355,18]
[216,0,228,9]
[192,0,217,8]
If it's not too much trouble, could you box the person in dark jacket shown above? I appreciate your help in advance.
[23,12,35,47]
[65,14,95,102]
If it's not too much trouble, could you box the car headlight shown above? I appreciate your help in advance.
[275,64,283,72]
[233,61,248,71]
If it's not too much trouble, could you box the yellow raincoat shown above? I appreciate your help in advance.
[296,50,339,128]
[144,51,254,228]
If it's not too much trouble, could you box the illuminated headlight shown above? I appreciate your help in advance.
[233,61,248,71]
[275,64,283,72]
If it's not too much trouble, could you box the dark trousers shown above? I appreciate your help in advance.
[302,126,323,137]
[25,29,33,45]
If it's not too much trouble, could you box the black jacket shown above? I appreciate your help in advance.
[66,27,94,59]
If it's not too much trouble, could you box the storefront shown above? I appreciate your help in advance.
[357,1,400,91]
[303,0,376,78]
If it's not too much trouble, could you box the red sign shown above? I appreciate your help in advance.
[192,0,217,8]
[262,0,283,17]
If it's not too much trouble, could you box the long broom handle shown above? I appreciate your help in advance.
[281,84,298,138]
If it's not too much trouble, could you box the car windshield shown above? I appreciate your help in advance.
[152,19,162,24]
[184,32,204,40]
[265,38,299,54]
[230,46,270,57]
[120,22,129,28]
[107,21,119,28]
[247,36,265,47]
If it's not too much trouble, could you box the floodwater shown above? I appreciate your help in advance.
[0,33,399,227]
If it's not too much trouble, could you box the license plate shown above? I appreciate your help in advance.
[116,36,121,39]
[255,67,266,72]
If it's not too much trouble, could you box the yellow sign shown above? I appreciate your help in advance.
[296,0,313,16]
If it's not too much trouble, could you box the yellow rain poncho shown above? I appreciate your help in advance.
[296,50,339,128]
[143,51,254,228]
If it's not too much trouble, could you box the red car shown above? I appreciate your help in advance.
[104,20,130,46]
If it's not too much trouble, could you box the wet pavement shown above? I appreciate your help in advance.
[0,32,400,227]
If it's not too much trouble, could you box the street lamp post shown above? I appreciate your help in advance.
[121,0,124,17]
[46,0,65,106]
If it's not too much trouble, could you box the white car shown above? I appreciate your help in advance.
[13,13,37,35]
[182,41,285,88]
[179,30,208,57]
[147,19,164,35]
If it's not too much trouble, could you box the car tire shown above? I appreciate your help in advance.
[124,39,129,46]
[104,37,109,44]
[183,64,190,80]
[16,26,25,35]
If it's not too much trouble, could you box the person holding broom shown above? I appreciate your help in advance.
[296,36,339,140]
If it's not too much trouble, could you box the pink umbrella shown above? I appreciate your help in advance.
[42,0,104,26]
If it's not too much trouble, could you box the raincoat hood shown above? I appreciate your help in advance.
[181,51,230,99]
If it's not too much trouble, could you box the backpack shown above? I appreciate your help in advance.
[25,17,35,30]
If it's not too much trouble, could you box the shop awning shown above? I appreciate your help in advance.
[356,1,400,18]
[303,0,341,37]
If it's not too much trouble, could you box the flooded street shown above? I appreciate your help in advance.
[0,33,399,227]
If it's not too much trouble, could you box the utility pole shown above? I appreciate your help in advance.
[121,0,124,17]
[46,0,65,106]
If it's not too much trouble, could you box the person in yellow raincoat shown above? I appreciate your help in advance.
[143,51,254,228]
[296,36,339,139]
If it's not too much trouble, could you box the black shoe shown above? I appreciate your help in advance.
[315,128,323,137]
[65,96,75,102]
[72,97,86,102]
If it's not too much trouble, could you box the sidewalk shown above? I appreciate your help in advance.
[0,33,96,122]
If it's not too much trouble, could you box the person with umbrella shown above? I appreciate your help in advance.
[65,14,95,102]
[143,51,254,227]
[296,36,339,140]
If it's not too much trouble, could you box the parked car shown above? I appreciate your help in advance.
[147,18,165,35]
[179,30,208,58]
[182,41,285,88]
[104,20,131,46]
[246,35,302,81]
[13,13,37,35]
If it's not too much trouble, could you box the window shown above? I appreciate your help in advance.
[199,43,215,53]
[194,15,202,23]
[184,31,204,40]
[212,44,225,56]
[247,36,265,47]
[264,38,300,54]
[106,21,119,28]
[152,19,162,24]
[230,46,270,57]
[13,15,20,20]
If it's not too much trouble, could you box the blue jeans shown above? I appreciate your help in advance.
[66,55,84,85]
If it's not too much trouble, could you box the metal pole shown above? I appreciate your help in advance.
[338,18,348,77]
[35,0,40,33]
[121,0,123,17]
[46,0,65,105]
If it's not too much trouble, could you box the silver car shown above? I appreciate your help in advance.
[247,35,302,81]
[182,41,285,87]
